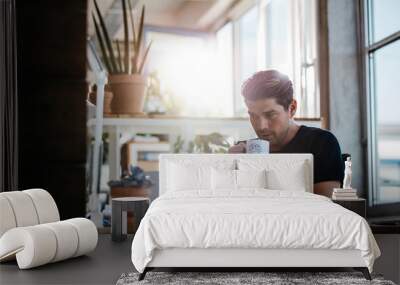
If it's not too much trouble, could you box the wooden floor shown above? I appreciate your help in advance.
[0,234,134,285]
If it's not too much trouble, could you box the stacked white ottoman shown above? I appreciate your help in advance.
[0,189,98,269]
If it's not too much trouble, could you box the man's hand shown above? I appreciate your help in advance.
[228,142,246,153]
[314,181,341,197]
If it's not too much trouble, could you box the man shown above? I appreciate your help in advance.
[229,70,344,197]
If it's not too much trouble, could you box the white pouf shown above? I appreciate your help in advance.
[0,196,17,237]
[65,218,98,257]
[1,191,39,227]
[0,225,57,269]
[42,221,79,262]
[24,188,60,223]
[0,189,98,269]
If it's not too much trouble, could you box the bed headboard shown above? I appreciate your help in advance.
[159,154,313,195]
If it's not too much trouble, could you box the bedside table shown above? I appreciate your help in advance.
[332,198,366,218]
[111,197,149,242]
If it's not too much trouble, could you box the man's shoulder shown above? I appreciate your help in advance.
[299,126,344,184]
[301,126,339,150]
[300,125,339,143]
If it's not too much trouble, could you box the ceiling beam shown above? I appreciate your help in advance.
[195,0,237,31]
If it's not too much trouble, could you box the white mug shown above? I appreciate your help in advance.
[246,139,269,154]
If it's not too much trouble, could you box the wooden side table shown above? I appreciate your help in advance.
[110,185,150,198]
[332,198,366,218]
[112,197,149,242]
[110,185,151,233]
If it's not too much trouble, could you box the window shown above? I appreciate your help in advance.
[232,0,318,118]
[215,23,234,117]
[265,0,293,79]
[368,0,400,43]
[235,6,258,115]
[145,30,233,117]
[363,0,400,206]
[374,41,400,204]
[144,1,318,118]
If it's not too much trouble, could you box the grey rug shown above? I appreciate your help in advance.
[116,271,396,285]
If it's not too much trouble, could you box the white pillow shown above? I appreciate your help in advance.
[237,158,309,192]
[211,169,267,191]
[166,158,236,193]
[236,169,267,189]
[266,168,306,191]
[167,162,211,191]
[211,168,236,191]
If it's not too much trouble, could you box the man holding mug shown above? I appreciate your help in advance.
[229,70,343,197]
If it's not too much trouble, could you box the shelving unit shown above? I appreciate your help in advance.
[125,141,170,172]
[87,116,320,181]
[88,116,256,180]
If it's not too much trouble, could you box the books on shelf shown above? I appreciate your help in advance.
[121,139,171,173]
[138,151,168,161]
[129,142,170,152]
[133,135,160,143]
[137,160,159,172]
[332,194,359,200]
[332,188,358,200]
[333,188,357,193]
[133,133,169,143]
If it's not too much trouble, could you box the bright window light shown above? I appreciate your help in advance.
[237,6,258,116]
[144,0,318,118]
[264,0,318,118]
[145,30,233,117]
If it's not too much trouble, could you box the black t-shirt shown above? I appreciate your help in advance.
[272,125,344,184]
[241,125,344,184]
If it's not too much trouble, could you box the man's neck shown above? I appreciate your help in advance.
[270,121,300,152]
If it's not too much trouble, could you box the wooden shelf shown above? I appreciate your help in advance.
[137,160,159,172]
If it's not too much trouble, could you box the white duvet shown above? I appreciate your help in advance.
[131,190,380,273]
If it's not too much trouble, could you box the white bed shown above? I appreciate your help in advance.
[131,154,380,280]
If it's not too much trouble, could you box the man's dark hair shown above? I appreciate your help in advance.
[241,70,293,110]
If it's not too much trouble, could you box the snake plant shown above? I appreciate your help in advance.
[92,0,152,75]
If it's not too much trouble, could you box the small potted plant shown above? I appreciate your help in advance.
[92,0,152,114]
[108,165,152,197]
[173,133,231,153]
[87,84,113,115]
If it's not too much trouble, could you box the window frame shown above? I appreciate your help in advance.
[143,2,322,121]
[226,0,321,120]
[316,0,330,129]
[358,0,400,218]
[232,5,258,118]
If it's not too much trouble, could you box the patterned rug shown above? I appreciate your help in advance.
[116,271,396,285]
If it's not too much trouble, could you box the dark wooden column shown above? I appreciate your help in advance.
[317,0,330,130]
[16,1,88,219]
[0,0,18,192]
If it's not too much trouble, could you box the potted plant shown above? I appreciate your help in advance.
[88,84,113,115]
[92,0,152,115]
[173,133,231,153]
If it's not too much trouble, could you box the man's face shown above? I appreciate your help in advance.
[245,97,295,146]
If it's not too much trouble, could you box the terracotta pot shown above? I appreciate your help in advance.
[88,90,113,114]
[108,74,147,115]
